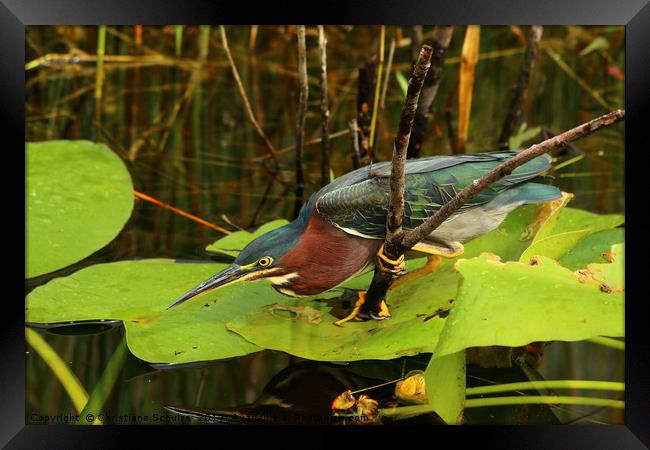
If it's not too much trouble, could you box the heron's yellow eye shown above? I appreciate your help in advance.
[258,256,273,267]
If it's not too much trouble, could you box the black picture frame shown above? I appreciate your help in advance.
[6,0,648,447]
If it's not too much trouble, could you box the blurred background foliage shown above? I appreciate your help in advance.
[25,25,624,425]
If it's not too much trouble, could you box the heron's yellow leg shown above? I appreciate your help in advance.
[390,255,442,290]
[376,244,406,275]
[411,241,464,258]
[390,241,465,290]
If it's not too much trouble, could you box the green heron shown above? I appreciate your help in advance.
[167,151,560,325]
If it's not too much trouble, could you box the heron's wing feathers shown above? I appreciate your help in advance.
[316,152,555,239]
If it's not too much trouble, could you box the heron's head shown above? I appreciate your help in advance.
[166,224,301,309]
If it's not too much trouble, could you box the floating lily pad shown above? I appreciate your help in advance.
[519,230,593,263]
[518,198,624,264]
[26,259,286,363]
[425,351,466,424]
[559,228,624,271]
[432,254,624,359]
[551,207,624,236]
[26,199,624,365]
[226,275,452,361]
[26,140,134,278]
[583,243,624,292]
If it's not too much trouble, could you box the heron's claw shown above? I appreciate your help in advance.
[334,292,391,326]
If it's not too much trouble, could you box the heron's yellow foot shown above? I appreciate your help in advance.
[373,299,391,319]
[334,292,391,326]
[376,244,407,276]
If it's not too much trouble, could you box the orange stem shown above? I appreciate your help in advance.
[133,190,232,235]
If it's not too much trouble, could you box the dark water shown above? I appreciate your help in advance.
[25,25,624,425]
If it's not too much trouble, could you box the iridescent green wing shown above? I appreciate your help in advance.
[316,152,552,239]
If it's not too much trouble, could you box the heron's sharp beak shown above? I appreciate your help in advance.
[166,264,248,309]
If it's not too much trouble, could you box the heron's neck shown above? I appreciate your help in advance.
[276,210,381,296]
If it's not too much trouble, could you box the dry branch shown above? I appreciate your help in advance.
[363,107,625,318]
[318,26,331,187]
[498,25,543,149]
[253,129,349,162]
[219,26,279,166]
[379,38,396,109]
[407,26,454,158]
[400,108,625,249]
[294,25,309,217]
[385,45,433,256]
[360,45,433,317]
[349,119,362,169]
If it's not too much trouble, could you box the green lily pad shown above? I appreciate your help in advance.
[425,350,466,424]
[517,199,624,265]
[432,254,624,359]
[222,201,592,362]
[26,198,625,366]
[26,259,290,363]
[519,229,593,263]
[551,207,624,236]
[584,243,624,292]
[559,228,624,271]
[206,220,289,258]
[226,277,452,361]
[26,140,134,278]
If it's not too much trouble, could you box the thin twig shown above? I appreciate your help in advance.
[401,109,625,249]
[411,26,424,62]
[94,26,107,134]
[369,25,385,150]
[219,26,280,166]
[363,108,625,318]
[498,25,543,149]
[379,38,396,109]
[248,173,277,228]
[152,69,200,157]
[253,129,350,161]
[357,58,376,165]
[318,25,331,187]
[407,26,454,158]
[445,109,459,154]
[545,47,613,111]
[133,190,232,235]
[349,119,361,169]
[25,52,199,71]
[385,45,433,256]
[294,26,309,218]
